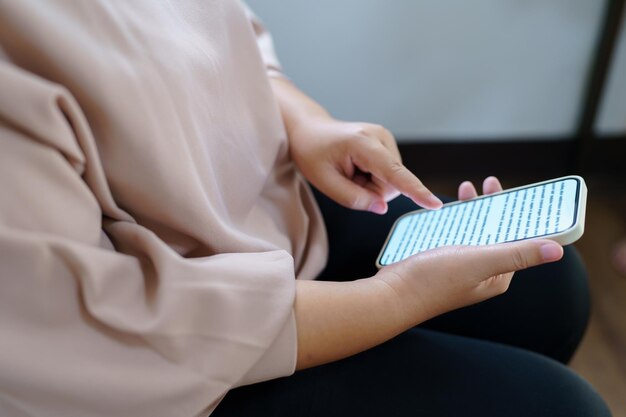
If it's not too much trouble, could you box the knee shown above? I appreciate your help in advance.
[545,245,591,360]
[511,245,590,362]
[509,351,611,417]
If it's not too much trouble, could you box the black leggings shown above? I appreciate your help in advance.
[213,192,610,417]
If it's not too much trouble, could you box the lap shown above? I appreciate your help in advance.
[212,190,605,416]
[213,328,609,417]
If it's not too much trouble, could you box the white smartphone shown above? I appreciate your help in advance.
[376,175,587,268]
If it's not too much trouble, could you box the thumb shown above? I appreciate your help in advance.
[459,240,564,278]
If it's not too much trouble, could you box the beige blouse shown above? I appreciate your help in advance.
[0,1,327,415]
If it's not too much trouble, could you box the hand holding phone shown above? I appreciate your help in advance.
[376,176,587,267]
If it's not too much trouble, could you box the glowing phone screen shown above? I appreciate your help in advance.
[379,178,579,266]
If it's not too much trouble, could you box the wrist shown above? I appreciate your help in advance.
[373,269,432,328]
[269,77,333,138]
[294,277,412,370]
[366,276,415,331]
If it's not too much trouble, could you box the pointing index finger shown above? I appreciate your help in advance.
[354,143,442,209]
[386,163,443,209]
[364,152,443,209]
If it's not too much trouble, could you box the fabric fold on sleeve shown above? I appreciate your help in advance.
[0,60,298,417]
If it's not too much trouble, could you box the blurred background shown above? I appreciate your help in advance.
[249,0,626,415]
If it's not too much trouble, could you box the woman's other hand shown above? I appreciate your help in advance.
[270,77,441,214]
[289,117,442,214]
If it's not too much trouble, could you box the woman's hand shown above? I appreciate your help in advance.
[270,78,442,214]
[289,117,442,214]
[374,177,564,327]
[375,237,564,331]
[296,233,563,369]
[295,177,564,370]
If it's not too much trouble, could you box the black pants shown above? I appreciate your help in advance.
[213,192,610,417]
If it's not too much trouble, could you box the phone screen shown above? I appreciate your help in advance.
[377,177,582,266]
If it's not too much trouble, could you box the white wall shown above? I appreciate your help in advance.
[247,0,607,141]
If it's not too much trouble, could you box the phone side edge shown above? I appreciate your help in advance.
[548,176,588,246]
[375,208,427,269]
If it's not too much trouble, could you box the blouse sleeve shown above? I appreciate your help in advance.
[241,2,286,79]
[0,59,297,416]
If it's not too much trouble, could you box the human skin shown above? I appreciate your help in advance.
[269,77,564,370]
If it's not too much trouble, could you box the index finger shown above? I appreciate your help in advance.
[352,143,443,209]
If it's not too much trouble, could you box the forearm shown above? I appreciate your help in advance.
[294,278,423,370]
[270,77,332,138]
[293,237,564,371]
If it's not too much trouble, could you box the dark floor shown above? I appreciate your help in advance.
[423,173,626,417]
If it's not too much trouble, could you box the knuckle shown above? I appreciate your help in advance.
[346,193,365,210]
[387,161,411,181]
[388,161,406,175]
[442,245,468,260]
[352,123,390,140]
[352,124,370,137]
[347,129,372,147]
[510,248,529,271]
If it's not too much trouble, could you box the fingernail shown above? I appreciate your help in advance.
[540,243,562,261]
[368,200,387,215]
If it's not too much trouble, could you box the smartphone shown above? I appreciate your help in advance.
[376,175,587,268]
